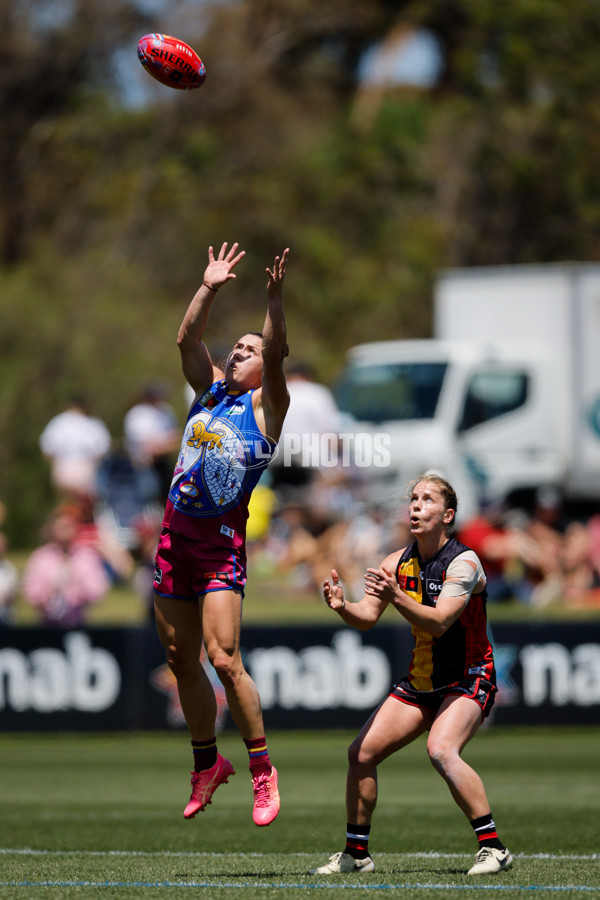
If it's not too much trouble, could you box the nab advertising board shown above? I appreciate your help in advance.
[0,623,599,730]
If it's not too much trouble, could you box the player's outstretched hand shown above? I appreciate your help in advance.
[323,568,345,611]
[266,248,290,299]
[204,242,246,291]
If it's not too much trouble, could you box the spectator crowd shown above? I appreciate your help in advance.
[2,371,600,629]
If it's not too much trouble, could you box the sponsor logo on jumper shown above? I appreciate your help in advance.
[154,567,163,585]
[398,575,419,593]
[220,524,235,539]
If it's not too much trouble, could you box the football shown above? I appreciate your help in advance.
[137,33,206,90]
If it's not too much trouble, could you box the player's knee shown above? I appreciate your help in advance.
[426,736,453,775]
[209,647,243,687]
[348,737,372,770]
[165,643,197,680]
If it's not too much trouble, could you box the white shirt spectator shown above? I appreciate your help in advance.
[277,365,342,469]
[124,400,179,465]
[40,400,111,497]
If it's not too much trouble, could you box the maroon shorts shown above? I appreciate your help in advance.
[153,528,247,600]
[390,677,496,720]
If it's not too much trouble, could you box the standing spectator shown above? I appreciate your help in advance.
[39,395,111,500]
[21,506,110,627]
[124,381,181,504]
[271,362,342,489]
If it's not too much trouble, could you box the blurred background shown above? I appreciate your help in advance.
[1,0,600,635]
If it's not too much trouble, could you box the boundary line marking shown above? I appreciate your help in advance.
[0,879,599,892]
[1,849,599,861]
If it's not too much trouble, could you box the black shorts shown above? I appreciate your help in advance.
[390,676,497,720]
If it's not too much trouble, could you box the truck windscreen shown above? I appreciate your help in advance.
[335,362,447,423]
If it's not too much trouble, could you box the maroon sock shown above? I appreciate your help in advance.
[244,736,271,776]
[191,737,217,772]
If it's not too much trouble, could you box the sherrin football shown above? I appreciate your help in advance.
[137,33,206,90]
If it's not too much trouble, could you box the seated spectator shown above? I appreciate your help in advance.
[39,395,111,501]
[0,530,18,626]
[95,442,163,551]
[561,516,600,607]
[131,512,163,620]
[457,500,523,602]
[21,507,111,627]
[519,488,566,607]
[246,478,278,554]
[331,504,390,601]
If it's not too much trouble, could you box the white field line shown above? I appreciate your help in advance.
[0,878,599,893]
[0,848,599,861]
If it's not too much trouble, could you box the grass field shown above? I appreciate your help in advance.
[0,728,598,898]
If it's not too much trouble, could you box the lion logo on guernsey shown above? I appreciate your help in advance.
[170,411,273,516]
[186,420,224,451]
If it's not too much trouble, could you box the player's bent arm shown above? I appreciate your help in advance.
[390,591,467,637]
[366,550,486,637]
[336,593,388,631]
[324,583,387,631]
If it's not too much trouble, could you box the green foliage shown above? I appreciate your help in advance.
[2,0,600,543]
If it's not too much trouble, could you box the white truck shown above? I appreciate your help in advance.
[335,263,600,520]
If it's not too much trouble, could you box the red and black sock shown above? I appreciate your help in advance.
[345,822,371,859]
[244,736,271,777]
[191,737,217,773]
[470,813,505,851]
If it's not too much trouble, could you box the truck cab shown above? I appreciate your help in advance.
[335,338,563,522]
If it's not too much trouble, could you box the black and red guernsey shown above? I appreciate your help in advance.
[395,537,496,691]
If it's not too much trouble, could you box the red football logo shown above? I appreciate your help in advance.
[137,33,206,90]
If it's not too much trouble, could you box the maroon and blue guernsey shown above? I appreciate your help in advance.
[163,380,275,549]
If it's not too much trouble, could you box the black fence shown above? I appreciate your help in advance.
[0,623,598,731]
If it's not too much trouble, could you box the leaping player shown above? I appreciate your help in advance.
[153,241,290,827]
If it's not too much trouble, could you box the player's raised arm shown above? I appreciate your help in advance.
[256,248,290,441]
[177,242,246,394]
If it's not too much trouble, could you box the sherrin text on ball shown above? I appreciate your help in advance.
[137,33,206,90]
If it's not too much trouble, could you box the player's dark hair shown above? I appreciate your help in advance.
[241,331,289,359]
